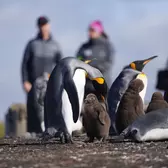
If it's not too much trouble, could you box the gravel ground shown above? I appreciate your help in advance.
[0,135,168,168]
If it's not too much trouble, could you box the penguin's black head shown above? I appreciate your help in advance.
[129,55,158,72]
[92,77,108,101]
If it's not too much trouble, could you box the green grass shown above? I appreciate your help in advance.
[0,122,5,138]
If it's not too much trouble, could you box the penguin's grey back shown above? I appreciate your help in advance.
[60,57,104,79]
[107,68,140,123]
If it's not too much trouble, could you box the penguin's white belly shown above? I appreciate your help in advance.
[61,69,86,135]
[72,69,86,131]
[140,128,168,141]
[62,90,73,134]
[136,73,148,103]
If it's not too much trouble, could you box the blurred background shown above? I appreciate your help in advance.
[0,0,168,124]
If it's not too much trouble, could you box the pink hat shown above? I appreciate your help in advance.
[89,20,104,33]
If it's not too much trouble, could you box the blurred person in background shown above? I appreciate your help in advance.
[76,20,115,99]
[21,16,63,135]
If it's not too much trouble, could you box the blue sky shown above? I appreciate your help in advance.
[0,0,168,120]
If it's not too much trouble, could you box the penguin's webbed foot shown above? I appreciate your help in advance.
[41,132,52,141]
[41,127,57,141]
[60,132,74,144]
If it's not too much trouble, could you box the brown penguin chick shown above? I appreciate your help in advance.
[82,93,111,142]
[115,79,145,134]
[146,92,168,113]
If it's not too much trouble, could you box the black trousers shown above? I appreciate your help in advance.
[164,91,168,103]
[27,88,42,133]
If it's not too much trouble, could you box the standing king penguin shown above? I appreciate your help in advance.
[107,55,158,134]
[44,57,107,143]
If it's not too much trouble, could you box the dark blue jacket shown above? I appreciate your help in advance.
[76,36,115,87]
[76,36,114,75]
[21,33,63,85]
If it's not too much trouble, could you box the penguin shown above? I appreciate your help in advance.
[44,57,108,143]
[146,92,168,113]
[34,72,50,132]
[120,108,168,142]
[107,55,158,134]
[82,93,111,142]
[115,79,145,134]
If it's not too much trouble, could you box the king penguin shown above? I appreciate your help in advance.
[44,57,108,143]
[107,55,158,135]
[120,108,168,142]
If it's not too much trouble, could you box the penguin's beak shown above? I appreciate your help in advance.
[142,55,158,65]
[84,58,97,64]
[130,55,158,72]
[48,74,50,78]
[85,60,91,64]
[101,95,105,101]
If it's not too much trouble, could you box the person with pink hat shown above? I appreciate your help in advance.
[76,20,115,100]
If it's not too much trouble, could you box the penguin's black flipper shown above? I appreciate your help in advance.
[64,72,80,123]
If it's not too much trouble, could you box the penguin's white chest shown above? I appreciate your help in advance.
[61,69,86,135]
[140,128,168,141]
[136,73,148,103]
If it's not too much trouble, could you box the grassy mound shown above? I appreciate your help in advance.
[0,122,5,138]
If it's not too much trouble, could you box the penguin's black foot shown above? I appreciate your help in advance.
[60,132,74,144]
[42,127,57,141]
[41,132,52,141]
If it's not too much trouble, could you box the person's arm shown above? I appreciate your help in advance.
[54,42,63,64]
[105,40,115,66]
[21,41,32,93]
[76,44,86,61]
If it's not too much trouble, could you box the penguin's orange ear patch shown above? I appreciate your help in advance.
[48,74,50,78]
[93,77,104,84]
[130,63,136,70]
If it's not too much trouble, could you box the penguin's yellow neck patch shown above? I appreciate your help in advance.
[93,77,104,84]
[130,63,136,70]
[137,73,147,78]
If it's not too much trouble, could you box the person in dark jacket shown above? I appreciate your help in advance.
[76,20,114,99]
[21,16,63,134]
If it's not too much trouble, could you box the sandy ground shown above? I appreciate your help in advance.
[0,135,168,168]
